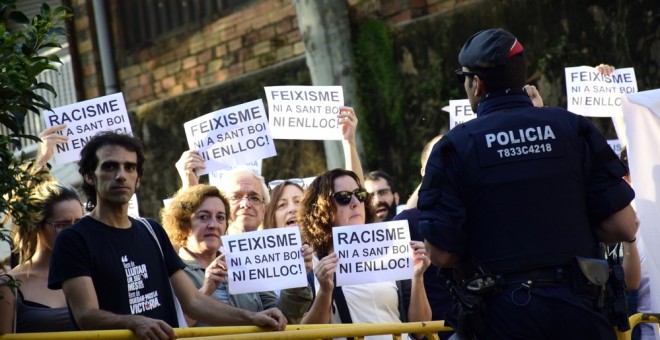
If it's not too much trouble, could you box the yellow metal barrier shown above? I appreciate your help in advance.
[615,313,660,340]
[0,321,453,340]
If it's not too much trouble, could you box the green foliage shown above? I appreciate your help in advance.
[0,0,71,137]
[0,0,71,263]
[354,19,406,167]
[0,138,34,240]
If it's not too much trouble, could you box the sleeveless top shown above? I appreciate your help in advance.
[16,289,73,332]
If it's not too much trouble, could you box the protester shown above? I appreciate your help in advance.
[364,171,399,222]
[263,180,306,229]
[161,184,312,324]
[0,125,80,333]
[48,131,287,340]
[418,28,637,339]
[298,168,431,339]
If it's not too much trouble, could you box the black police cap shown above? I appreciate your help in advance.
[459,28,524,69]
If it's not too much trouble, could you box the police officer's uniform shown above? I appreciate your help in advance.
[418,29,634,339]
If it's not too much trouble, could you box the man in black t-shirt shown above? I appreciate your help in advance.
[49,132,286,339]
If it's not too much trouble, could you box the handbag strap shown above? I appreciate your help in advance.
[137,218,187,328]
[332,276,354,340]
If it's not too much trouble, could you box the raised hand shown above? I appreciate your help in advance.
[338,106,358,143]
[36,125,68,169]
[301,244,314,274]
[410,241,430,277]
[314,252,338,292]
[175,150,205,188]
[200,254,228,296]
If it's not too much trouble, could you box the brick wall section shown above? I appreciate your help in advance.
[74,0,462,107]
[71,0,101,99]
[110,0,301,107]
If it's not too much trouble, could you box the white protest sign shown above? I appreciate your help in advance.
[183,99,276,175]
[333,220,412,286]
[442,99,476,129]
[222,227,307,294]
[565,66,637,117]
[127,194,140,218]
[607,139,624,158]
[264,86,344,140]
[208,159,262,187]
[42,93,131,164]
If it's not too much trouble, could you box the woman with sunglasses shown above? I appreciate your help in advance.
[1,125,83,333]
[297,169,431,338]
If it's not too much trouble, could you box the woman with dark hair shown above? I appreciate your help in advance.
[0,125,83,333]
[298,169,431,338]
[162,184,311,325]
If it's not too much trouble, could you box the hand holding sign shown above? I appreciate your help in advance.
[524,85,544,107]
[411,241,430,278]
[595,64,615,75]
[314,252,338,293]
[338,106,358,143]
[302,244,314,274]
[175,150,205,188]
[200,253,228,296]
[35,125,68,169]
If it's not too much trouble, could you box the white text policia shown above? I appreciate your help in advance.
[485,125,556,148]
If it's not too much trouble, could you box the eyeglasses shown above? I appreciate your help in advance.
[332,188,369,206]
[268,178,305,191]
[454,68,478,83]
[44,219,82,230]
[228,194,265,205]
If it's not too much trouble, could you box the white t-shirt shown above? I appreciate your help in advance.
[313,257,405,340]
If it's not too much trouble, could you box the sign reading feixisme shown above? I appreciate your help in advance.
[221,227,307,294]
[265,85,344,140]
[183,99,276,175]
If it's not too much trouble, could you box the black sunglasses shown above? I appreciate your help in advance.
[332,188,369,206]
[454,68,478,83]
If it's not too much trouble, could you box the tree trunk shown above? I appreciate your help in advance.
[292,0,364,170]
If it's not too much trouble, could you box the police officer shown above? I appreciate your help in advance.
[418,28,638,339]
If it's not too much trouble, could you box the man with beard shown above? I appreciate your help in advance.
[364,170,400,222]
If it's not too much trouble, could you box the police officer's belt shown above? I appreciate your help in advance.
[498,266,572,287]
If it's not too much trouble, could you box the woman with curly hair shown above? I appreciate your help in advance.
[161,184,310,325]
[297,168,431,338]
[1,125,82,333]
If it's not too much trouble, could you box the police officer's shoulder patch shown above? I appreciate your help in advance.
[473,122,565,167]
